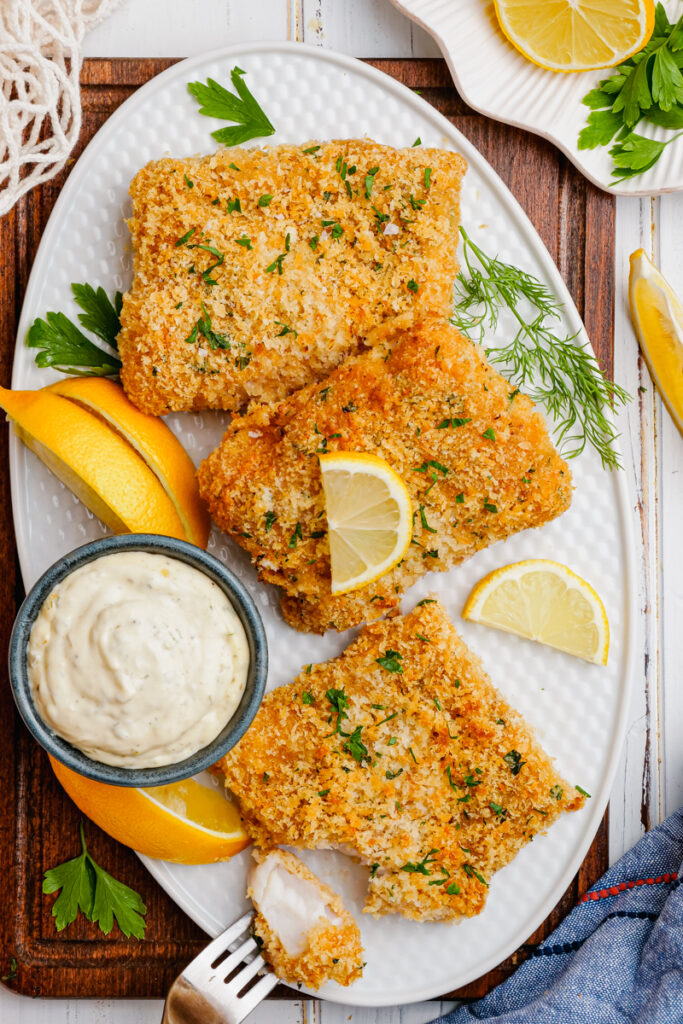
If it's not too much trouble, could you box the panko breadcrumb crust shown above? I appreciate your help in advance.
[118,141,465,414]
[249,848,363,990]
[218,601,585,923]
[198,317,572,633]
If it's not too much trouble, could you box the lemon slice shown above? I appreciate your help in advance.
[463,559,609,665]
[49,377,210,547]
[318,451,413,595]
[49,757,250,864]
[0,386,186,539]
[493,0,654,72]
[629,248,683,436]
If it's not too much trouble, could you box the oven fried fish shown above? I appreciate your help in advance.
[118,141,466,414]
[248,848,363,989]
[217,601,585,922]
[197,316,572,633]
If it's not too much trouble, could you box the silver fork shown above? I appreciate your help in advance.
[161,910,279,1024]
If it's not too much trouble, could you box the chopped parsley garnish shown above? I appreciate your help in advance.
[322,218,344,239]
[424,167,432,189]
[412,137,422,147]
[309,236,319,250]
[401,848,439,875]
[187,66,275,146]
[370,863,380,877]
[235,236,252,249]
[419,505,437,534]
[407,279,419,293]
[183,174,194,189]
[576,785,591,798]
[408,747,418,764]
[376,649,404,674]
[503,750,526,776]
[409,193,426,210]
[343,725,370,764]
[302,691,315,705]
[437,417,471,429]
[483,501,498,513]
[433,696,442,711]
[258,194,273,207]
[415,632,431,643]
[229,162,241,171]
[463,864,488,886]
[326,688,350,733]
[266,253,286,275]
[385,768,403,780]
[445,766,459,792]
[489,802,506,817]
[364,166,380,199]
[303,144,321,154]
[550,785,564,800]
[455,492,465,504]
[318,789,330,797]
[446,882,461,896]
[264,511,277,532]
[387,737,397,746]
[482,427,496,441]
[288,521,303,548]
[227,196,242,213]
[184,301,230,349]
[175,228,195,247]
[417,598,437,606]
[275,320,298,337]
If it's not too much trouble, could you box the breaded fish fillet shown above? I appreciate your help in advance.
[198,317,572,633]
[119,141,466,414]
[249,848,363,989]
[218,601,585,922]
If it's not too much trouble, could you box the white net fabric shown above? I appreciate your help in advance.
[0,0,123,217]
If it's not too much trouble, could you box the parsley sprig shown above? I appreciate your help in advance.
[579,4,683,181]
[26,283,122,377]
[452,228,630,469]
[187,66,275,146]
[43,822,146,938]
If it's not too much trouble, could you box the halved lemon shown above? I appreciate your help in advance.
[318,451,413,595]
[629,248,683,437]
[493,0,655,72]
[0,386,186,538]
[49,377,210,547]
[463,559,609,664]
[49,757,250,863]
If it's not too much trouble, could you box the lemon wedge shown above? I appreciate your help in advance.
[48,377,210,547]
[318,451,413,595]
[493,0,654,72]
[463,559,609,665]
[629,248,683,436]
[0,386,186,539]
[49,757,250,863]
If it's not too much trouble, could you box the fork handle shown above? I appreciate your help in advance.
[162,977,227,1024]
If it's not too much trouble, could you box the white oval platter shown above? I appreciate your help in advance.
[390,0,683,196]
[10,42,635,1006]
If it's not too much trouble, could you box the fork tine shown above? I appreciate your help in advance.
[231,971,280,1019]
[182,910,254,984]
[215,935,258,981]
[223,953,268,998]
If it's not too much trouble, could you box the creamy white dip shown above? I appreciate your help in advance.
[27,551,250,768]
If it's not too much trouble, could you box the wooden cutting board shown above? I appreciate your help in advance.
[0,57,613,1001]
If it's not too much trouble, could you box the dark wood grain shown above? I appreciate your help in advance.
[0,57,614,1002]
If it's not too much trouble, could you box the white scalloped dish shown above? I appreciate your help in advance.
[10,43,635,1005]
[389,0,683,196]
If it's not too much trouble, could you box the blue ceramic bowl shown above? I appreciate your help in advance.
[8,534,268,787]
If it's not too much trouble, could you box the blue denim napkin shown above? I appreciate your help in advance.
[430,808,683,1024]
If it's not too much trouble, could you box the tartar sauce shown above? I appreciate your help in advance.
[27,551,250,768]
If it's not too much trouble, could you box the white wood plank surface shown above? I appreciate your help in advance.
[3,1,681,1022]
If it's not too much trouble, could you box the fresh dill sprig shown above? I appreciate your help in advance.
[452,227,630,470]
